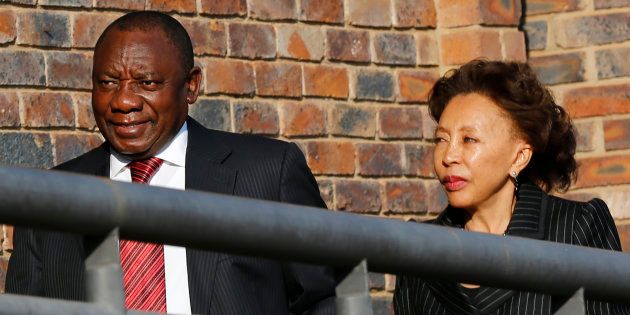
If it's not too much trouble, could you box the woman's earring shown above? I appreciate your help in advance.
[510,171,519,192]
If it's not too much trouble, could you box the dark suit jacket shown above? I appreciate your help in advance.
[6,118,336,315]
[394,181,630,315]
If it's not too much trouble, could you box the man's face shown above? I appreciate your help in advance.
[92,29,200,159]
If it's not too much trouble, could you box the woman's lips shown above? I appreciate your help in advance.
[112,121,150,138]
[442,176,467,191]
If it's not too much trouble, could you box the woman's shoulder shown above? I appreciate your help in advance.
[547,194,612,219]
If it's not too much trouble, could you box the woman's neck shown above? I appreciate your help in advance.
[463,183,516,235]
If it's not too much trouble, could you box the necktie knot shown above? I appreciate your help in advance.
[129,157,163,184]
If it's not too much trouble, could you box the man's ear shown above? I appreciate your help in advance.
[512,142,533,175]
[185,66,202,104]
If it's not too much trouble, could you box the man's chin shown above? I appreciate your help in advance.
[109,141,154,160]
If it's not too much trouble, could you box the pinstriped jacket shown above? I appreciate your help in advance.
[394,181,630,315]
[6,118,336,315]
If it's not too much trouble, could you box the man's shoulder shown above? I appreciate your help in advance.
[54,144,108,174]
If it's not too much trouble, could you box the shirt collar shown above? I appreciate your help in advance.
[110,122,188,176]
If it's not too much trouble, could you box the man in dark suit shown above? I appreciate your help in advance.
[6,11,336,314]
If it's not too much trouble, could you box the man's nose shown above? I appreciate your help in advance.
[111,81,142,112]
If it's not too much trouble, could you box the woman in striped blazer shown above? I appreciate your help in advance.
[394,60,628,315]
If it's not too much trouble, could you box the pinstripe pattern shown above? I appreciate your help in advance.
[6,118,336,315]
[394,181,630,315]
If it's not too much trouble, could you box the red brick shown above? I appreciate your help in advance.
[348,0,391,27]
[595,0,630,9]
[385,274,396,292]
[181,19,226,56]
[0,92,19,127]
[190,99,231,131]
[335,180,381,213]
[440,30,501,65]
[574,120,598,152]
[373,33,416,66]
[3,0,35,5]
[95,0,144,10]
[300,0,344,24]
[563,84,630,118]
[618,224,630,253]
[437,0,482,28]
[379,107,422,139]
[596,47,630,79]
[277,25,325,61]
[0,53,41,88]
[404,144,434,177]
[250,0,296,21]
[205,59,255,95]
[526,0,579,15]
[416,32,439,65]
[147,0,196,13]
[397,69,439,103]
[358,143,403,176]
[598,188,630,219]
[556,12,630,49]
[604,118,630,151]
[0,10,16,44]
[326,29,370,63]
[479,0,521,25]
[355,70,395,102]
[426,180,448,213]
[303,65,349,99]
[200,0,247,16]
[0,132,54,168]
[393,0,436,28]
[501,30,526,62]
[575,155,630,189]
[46,51,92,90]
[233,101,279,135]
[305,141,355,175]
[22,92,74,128]
[53,133,103,165]
[330,105,376,138]
[255,63,302,98]
[281,102,327,137]
[229,23,276,59]
[72,13,119,48]
[421,106,437,139]
[41,0,91,7]
[529,53,585,85]
[74,93,97,130]
[318,179,334,209]
[17,11,70,47]
[385,181,428,214]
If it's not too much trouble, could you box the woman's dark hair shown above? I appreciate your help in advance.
[428,59,577,193]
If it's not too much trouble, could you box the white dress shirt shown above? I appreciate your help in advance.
[110,122,192,315]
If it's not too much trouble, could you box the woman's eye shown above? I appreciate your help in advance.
[464,137,477,143]
[433,137,447,144]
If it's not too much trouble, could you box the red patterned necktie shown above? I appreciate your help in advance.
[120,157,166,312]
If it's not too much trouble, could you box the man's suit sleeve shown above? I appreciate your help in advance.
[279,143,337,315]
[5,227,43,295]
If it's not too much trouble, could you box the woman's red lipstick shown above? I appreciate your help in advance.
[442,176,467,191]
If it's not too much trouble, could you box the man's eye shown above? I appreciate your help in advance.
[141,80,158,87]
[100,80,115,85]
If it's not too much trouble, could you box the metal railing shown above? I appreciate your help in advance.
[1,166,630,314]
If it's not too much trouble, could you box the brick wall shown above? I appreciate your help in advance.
[0,0,627,312]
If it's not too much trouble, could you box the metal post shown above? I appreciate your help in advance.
[555,288,585,315]
[84,228,125,314]
[335,260,373,315]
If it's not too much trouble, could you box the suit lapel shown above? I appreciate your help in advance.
[184,118,236,314]
[427,182,548,314]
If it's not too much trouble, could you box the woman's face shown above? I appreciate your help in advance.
[433,93,525,210]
